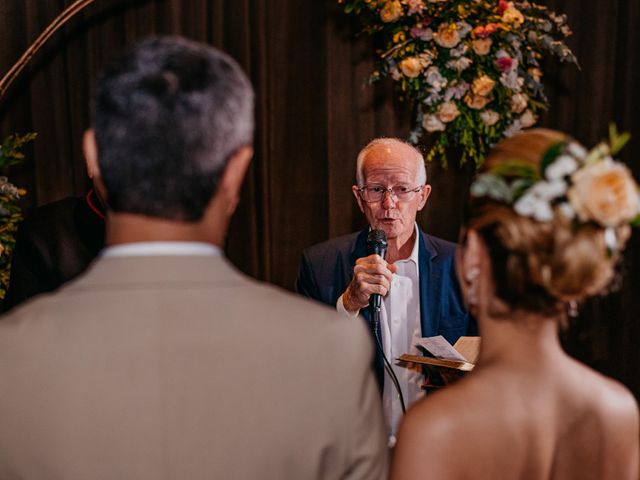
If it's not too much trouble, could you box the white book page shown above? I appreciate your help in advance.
[416,335,468,362]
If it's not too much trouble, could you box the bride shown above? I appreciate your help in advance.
[392,129,639,479]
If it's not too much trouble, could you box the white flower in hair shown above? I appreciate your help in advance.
[514,192,554,222]
[545,155,578,181]
[566,142,587,160]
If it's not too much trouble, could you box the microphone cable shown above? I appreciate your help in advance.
[372,311,406,414]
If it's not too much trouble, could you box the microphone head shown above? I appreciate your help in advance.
[366,229,388,257]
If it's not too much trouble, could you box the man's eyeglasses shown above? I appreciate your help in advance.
[357,185,424,203]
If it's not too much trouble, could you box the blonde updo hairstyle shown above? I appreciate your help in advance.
[467,128,630,315]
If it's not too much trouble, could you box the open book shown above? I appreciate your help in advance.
[397,336,481,390]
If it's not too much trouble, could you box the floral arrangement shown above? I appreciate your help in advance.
[0,133,34,299]
[339,0,578,168]
[470,125,640,250]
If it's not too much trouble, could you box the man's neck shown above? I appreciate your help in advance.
[386,228,417,263]
[105,212,223,247]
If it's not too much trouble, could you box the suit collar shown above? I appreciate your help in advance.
[68,254,246,290]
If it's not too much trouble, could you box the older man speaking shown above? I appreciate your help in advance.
[296,138,474,439]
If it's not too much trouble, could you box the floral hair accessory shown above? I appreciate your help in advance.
[470,125,640,250]
[338,0,578,169]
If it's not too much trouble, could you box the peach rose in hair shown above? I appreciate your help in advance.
[568,160,640,227]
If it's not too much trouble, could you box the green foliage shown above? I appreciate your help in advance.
[0,132,35,299]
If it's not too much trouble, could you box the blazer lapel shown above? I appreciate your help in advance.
[418,232,441,338]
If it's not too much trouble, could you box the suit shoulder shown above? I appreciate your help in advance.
[303,232,361,259]
[422,232,458,258]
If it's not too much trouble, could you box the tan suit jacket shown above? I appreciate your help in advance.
[0,254,387,479]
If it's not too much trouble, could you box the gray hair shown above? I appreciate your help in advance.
[94,36,254,222]
[355,138,427,187]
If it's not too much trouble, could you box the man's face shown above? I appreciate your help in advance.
[352,142,431,245]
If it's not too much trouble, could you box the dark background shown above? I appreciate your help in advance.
[1,0,638,397]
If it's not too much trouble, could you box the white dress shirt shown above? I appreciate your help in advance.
[102,241,222,258]
[338,224,424,441]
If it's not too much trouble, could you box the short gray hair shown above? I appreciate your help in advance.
[355,138,427,187]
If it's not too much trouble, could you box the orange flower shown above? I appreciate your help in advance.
[568,161,640,226]
[380,1,403,23]
[434,24,461,48]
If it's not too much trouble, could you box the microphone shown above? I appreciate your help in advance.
[366,229,388,313]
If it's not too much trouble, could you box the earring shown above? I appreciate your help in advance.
[567,301,578,318]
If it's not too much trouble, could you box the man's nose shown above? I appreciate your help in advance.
[381,190,397,209]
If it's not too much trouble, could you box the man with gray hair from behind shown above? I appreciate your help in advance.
[297,137,474,444]
[0,36,387,480]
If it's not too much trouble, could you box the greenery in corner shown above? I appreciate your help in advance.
[0,132,35,299]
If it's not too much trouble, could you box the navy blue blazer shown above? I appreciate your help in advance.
[295,228,475,388]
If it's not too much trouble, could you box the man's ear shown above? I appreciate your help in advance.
[417,184,431,211]
[352,185,365,213]
[218,146,253,215]
[83,130,100,180]
[83,129,108,204]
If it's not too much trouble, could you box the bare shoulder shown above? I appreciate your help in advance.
[391,381,489,480]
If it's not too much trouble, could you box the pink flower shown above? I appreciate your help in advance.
[495,56,514,72]
[411,26,433,41]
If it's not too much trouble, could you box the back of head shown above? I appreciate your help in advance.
[94,36,254,222]
[467,128,639,314]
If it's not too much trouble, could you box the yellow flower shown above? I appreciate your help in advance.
[472,38,492,56]
[471,75,496,96]
[380,1,403,22]
[393,31,406,43]
[568,161,640,226]
[465,93,492,110]
[502,4,524,26]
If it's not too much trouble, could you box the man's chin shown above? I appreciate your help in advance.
[373,221,401,239]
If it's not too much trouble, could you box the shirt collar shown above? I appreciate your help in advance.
[101,241,222,258]
[395,223,420,265]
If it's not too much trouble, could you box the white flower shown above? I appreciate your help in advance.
[519,109,537,128]
[449,43,468,58]
[425,66,447,92]
[510,93,528,113]
[531,179,567,200]
[545,155,578,181]
[390,67,402,81]
[514,192,554,222]
[500,70,524,92]
[480,109,500,126]
[444,81,469,101]
[604,227,619,251]
[446,57,473,72]
[567,142,587,160]
[504,120,523,137]
[457,21,472,38]
[422,114,446,132]
[558,202,576,220]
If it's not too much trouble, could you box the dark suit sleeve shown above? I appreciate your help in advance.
[3,221,54,312]
[295,250,320,300]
